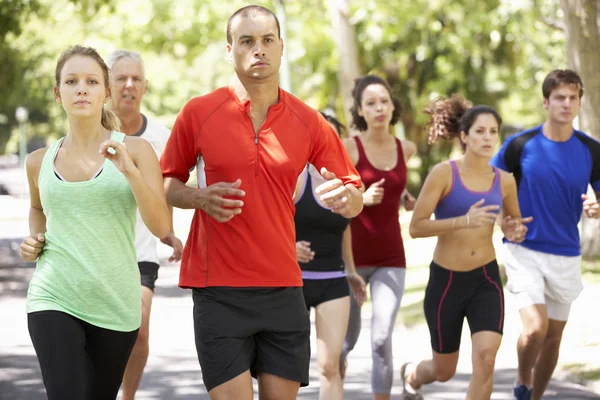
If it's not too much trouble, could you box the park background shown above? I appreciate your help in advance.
[1,0,600,398]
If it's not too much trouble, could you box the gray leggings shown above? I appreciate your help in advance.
[341,267,406,395]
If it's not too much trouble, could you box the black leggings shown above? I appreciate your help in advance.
[424,260,504,354]
[28,310,139,400]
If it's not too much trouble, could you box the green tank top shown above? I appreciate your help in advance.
[27,131,141,332]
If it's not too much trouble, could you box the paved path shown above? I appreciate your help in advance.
[1,199,599,399]
[1,259,599,399]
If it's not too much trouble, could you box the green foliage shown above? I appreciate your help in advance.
[1,0,567,192]
[341,0,565,188]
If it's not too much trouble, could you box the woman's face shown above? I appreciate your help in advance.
[358,84,395,129]
[54,55,109,120]
[461,113,500,157]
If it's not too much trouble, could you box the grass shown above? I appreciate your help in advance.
[563,363,600,383]
[582,258,600,284]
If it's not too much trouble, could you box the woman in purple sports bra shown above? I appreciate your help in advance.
[399,95,530,400]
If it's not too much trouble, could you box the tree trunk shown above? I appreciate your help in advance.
[328,0,361,126]
[560,0,600,258]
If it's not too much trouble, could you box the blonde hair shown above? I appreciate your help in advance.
[55,45,121,131]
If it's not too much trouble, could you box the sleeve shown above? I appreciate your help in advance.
[589,141,600,192]
[160,101,200,184]
[308,113,362,189]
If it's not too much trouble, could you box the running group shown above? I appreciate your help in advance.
[18,4,600,400]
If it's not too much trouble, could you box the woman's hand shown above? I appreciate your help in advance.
[296,241,314,263]
[347,272,367,307]
[99,140,137,176]
[20,233,45,262]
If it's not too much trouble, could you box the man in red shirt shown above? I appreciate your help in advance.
[160,5,363,400]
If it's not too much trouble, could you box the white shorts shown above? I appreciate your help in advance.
[503,243,583,321]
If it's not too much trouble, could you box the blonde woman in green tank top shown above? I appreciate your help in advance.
[19,45,170,400]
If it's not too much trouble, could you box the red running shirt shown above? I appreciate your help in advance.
[161,87,362,288]
[351,136,407,268]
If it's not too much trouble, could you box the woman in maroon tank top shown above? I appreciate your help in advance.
[339,75,416,400]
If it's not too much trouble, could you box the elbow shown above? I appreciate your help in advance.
[150,207,171,239]
[163,177,180,207]
[409,223,422,239]
[154,224,171,240]
[164,186,176,207]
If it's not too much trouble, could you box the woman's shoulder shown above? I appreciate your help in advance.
[498,168,516,190]
[26,147,49,171]
[399,139,417,157]
[431,160,453,175]
[123,135,154,152]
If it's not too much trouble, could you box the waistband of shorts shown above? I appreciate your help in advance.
[430,259,499,277]
[301,270,346,280]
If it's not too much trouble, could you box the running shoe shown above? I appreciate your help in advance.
[513,383,532,400]
[400,362,424,400]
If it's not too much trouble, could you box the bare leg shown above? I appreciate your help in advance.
[121,287,153,400]
[315,296,350,400]
[531,319,567,400]
[466,331,502,400]
[516,304,548,386]
[406,351,459,390]
[208,370,253,400]
[257,372,301,400]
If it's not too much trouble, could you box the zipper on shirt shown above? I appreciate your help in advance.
[254,131,259,176]
[244,108,273,177]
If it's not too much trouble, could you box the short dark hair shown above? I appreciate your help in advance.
[424,95,502,151]
[320,111,346,138]
[542,69,584,99]
[227,5,281,45]
[350,75,402,132]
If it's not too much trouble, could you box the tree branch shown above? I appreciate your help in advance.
[540,17,565,31]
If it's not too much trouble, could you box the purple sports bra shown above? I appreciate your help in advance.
[434,160,502,220]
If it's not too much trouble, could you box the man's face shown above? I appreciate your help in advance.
[226,14,283,82]
[109,57,147,115]
[543,83,581,126]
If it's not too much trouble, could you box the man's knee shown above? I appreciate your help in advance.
[520,305,549,343]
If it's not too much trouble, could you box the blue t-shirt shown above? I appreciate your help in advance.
[491,125,600,256]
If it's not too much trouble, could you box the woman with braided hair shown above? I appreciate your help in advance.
[399,96,531,400]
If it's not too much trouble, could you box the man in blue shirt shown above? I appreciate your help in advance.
[492,69,600,400]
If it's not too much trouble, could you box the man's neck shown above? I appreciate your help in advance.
[542,120,573,142]
[231,75,279,112]
[118,112,144,136]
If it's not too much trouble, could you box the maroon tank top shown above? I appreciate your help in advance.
[351,136,407,268]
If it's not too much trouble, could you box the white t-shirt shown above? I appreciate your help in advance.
[197,157,206,188]
[135,115,170,264]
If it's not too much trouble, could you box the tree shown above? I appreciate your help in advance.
[560,0,600,258]
[2,0,567,194]
[328,0,360,125]
[345,0,565,191]
[0,0,115,153]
